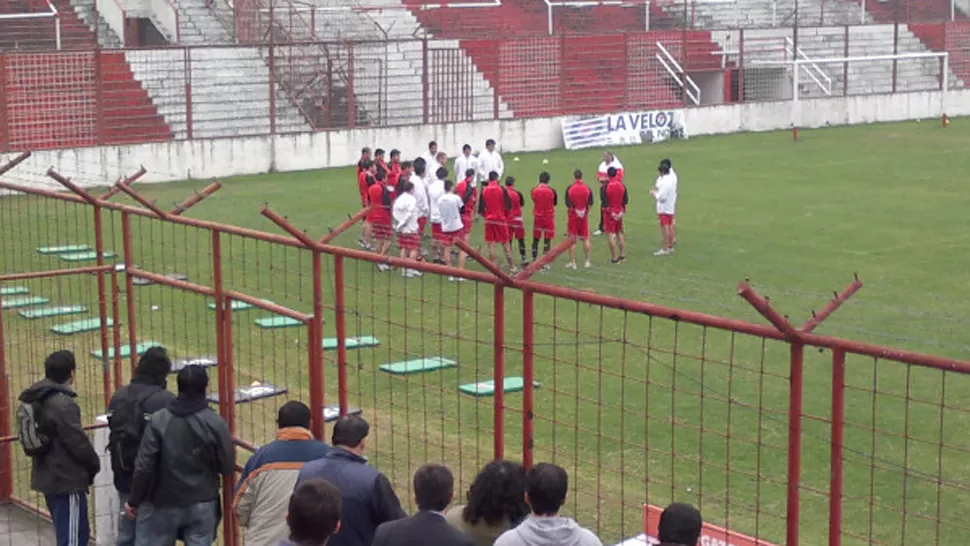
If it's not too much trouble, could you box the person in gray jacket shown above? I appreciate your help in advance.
[125,364,235,546]
[493,463,602,546]
[19,350,101,546]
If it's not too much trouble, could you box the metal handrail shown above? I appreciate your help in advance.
[656,41,701,105]
[784,36,831,96]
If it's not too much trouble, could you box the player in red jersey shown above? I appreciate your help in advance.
[356,147,372,176]
[478,171,517,273]
[386,149,402,188]
[366,170,395,266]
[530,172,557,269]
[503,176,527,266]
[455,168,477,239]
[603,166,628,263]
[395,160,412,196]
[564,169,593,269]
[374,148,388,177]
[357,160,377,250]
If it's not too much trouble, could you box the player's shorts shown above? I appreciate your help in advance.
[567,216,589,239]
[417,217,428,235]
[371,221,393,240]
[604,214,623,234]
[431,222,447,243]
[484,221,510,244]
[440,230,463,246]
[460,215,472,236]
[658,213,675,226]
[397,232,420,251]
[533,218,555,240]
[507,218,525,240]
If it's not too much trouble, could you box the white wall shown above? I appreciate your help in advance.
[2,90,966,190]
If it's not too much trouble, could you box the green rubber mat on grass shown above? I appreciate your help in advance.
[18,306,87,319]
[1,296,50,310]
[0,287,29,296]
[322,336,380,350]
[60,251,116,262]
[458,377,541,397]
[90,341,161,360]
[38,244,90,254]
[379,356,456,375]
[254,316,304,329]
[51,317,114,335]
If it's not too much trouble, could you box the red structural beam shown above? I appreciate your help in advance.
[223,290,310,322]
[260,205,318,247]
[0,151,31,178]
[46,169,99,205]
[170,181,222,216]
[320,208,369,244]
[0,265,115,282]
[454,239,515,285]
[127,268,215,296]
[737,281,800,339]
[801,276,864,333]
[99,166,147,201]
[114,182,169,218]
[516,235,576,281]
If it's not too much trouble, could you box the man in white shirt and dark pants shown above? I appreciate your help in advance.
[477,139,504,184]
[651,159,677,256]
[436,180,467,278]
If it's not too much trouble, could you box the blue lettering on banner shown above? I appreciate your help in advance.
[607,111,675,133]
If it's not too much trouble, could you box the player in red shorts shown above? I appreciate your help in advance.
[565,169,593,269]
[436,180,467,277]
[357,160,377,250]
[392,180,423,278]
[366,170,395,267]
[530,172,557,270]
[455,168,477,239]
[603,166,628,264]
[478,171,517,273]
[503,176,527,267]
[651,159,678,256]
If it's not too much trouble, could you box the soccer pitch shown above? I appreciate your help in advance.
[2,120,970,545]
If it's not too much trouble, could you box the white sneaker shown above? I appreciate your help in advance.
[448,276,457,282]
[565,262,577,270]
[584,260,592,268]
[404,269,423,278]
[541,265,551,272]
[357,239,368,249]
[593,230,603,236]
[653,249,670,256]
[376,263,392,272]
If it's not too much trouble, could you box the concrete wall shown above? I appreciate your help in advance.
[2,90,965,189]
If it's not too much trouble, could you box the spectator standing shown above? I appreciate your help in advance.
[108,346,176,546]
[235,401,332,546]
[445,460,529,546]
[277,478,343,546]
[126,365,235,546]
[18,350,101,546]
[657,503,702,546]
[493,463,602,546]
[372,464,474,546]
[296,416,405,546]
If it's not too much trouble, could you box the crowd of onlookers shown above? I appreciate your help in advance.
[18,348,703,546]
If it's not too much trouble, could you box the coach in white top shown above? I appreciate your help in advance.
[651,160,677,256]
[454,144,480,187]
[477,139,504,181]
[436,181,467,276]
[597,151,623,180]
[410,163,430,228]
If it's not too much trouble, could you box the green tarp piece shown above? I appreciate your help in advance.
[90,341,162,360]
[60,251,117,262]
[18,305,87,319]
[254,316,304,329]
[0,287,29,296]
[379,357,457,375]
[207,383,288,404]
[38,244,90,255]
[322,336,380,350]
[458,377,541,397]
[1,296,50,310]
[51,317,115,335]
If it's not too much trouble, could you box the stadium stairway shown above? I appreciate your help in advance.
[165,0,236,44]
[661,0,868,28]
[0,0,111,50]
[66,0,124,47]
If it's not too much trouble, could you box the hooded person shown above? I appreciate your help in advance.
[493,463,602,546]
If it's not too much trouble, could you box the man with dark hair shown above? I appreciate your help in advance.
[387,150,403,189]
[603,166,628,264]
[503,176,527,266]
[235,401,332,546]
[19,350,101,546]
[530,172,558,269]
[565,169,593,269]
[108,346,176,546]
[126,365,235,546]
[358,160,378,250]
[371,464,473,546]
[494,463,601,546]
[421,141,439,185]
[657,502,702,546]
[356,148,372,176]
[296,416,405,546]
[368,170,396,267]
[479,171,517,273]
[280,479,343,546]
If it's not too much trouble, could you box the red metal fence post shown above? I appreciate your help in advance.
[185,47,193,140]
[269,44,277,135]
[223,300,238,546]
[739,29,745,102]
[522,289,535,469]
[347,43,356,129]
[93,204,112,409]
[829,349,846,546]
[111,269,123,390]
[0,295,12,502]
[334,255,349,414]
[843,25,849,96]
[493,285,505,460]
[787,342,805,546]
[0,53,8,152]
[422,37,430,125]
[211,231,236,546]
[892,20,900,93]
[493,40,500,120]
[94,51,105,145]
[121,212,139,375]
[309,251,325,440]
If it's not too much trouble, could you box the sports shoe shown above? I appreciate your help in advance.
[357,239,368,249]
[376,263,392,272]
[565,262,577,270]
[448,276,457,282]
[653,249,670,256]
[542,265,551,272]
[403,268,423,278]
[584,260,592,268]
[593,230,603,236]
[617,255,626,263]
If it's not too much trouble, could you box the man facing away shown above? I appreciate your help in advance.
[368,170,397,271]
[295,416,406,546]
[108,346,177,546]
[126,364,235,546]
[503,176,528,267]
[454,168,478,239]
[278,478,343,546]
[530,172,558,269]
[656,503,702,546]
[19,350,101,546]
[410,159,431,245]
[393,180,424,278]
[428,166,449,264]
[564,169,593,269]
[603,167,628,264]
[651,159,678,256]
[235,401,332,546]
[478,171,517,273]
[436,179,468,279]
[371,464,474,546]
[493,463,601,546]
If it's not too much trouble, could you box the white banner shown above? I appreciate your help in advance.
[561,109,689,150]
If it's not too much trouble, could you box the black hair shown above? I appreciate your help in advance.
[413,464,454,512]
[462,144,471,152]
[277,400,312,429]
[374,148,385,157]
[573,169,583,179]
[488,171,499,182]
[435,167,448,180]
[135,346,171,381]
[390,149,401,158]
[414,160,426,177]
[402,181,415,193]
[361,147,371,155]
[45,350,76,383]
[444,180,455,192]
[462,460,529,527]
[375,170,387,181]
[288,478,342,543]
[658,503,702,545]
[331,415,369,448]
[658,164,670,175]
[464,168,475,178]
[360,160,373,170]
[401,161,413,170]
[428,141,438,150]
[607,166,617,178]
[176,364,209,397]
[660,158,672,168]
[525,463,568,516]
[539,172,550,184]
[485,139,496,147]
[504,176,515,186]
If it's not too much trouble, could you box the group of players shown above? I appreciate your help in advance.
[354,139,678,278]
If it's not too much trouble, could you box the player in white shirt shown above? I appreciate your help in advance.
[436,180,467,278]
[650,160,678,256]
[427,166,447,263]
[421,141,439,186]
[392,180,423,277]
[410,160,431,243]
[662,158,678,246]
[477,139,504,182]
[454,144,480,188]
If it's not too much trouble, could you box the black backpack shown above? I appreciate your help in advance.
[17,398,52,458]
[107,387,160,472]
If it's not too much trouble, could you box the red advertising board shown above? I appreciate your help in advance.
[642,504,778,546]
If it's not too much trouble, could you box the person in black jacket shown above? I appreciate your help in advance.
[125,364,234,546]
[372,464,474,546]
[295,415,405,546]
[107,346,176,546]
[19,350,101,546]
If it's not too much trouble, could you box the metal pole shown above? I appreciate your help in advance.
[0,290,12,502]
[121,212,138,376]
[786,343,805,546]
[547,2,553,35]
[55,16,61,49]
[493,285,505,460]
[829,349,846,546]
[309,251,325,440]
[522,290,535,469]
[334,255,349,415]
[93,205,112,410]
[860,0,865,24]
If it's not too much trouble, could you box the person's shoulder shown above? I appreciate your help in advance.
[576,524,604,545]
[493,527,519,546]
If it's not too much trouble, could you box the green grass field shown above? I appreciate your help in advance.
[2,120,970,545]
